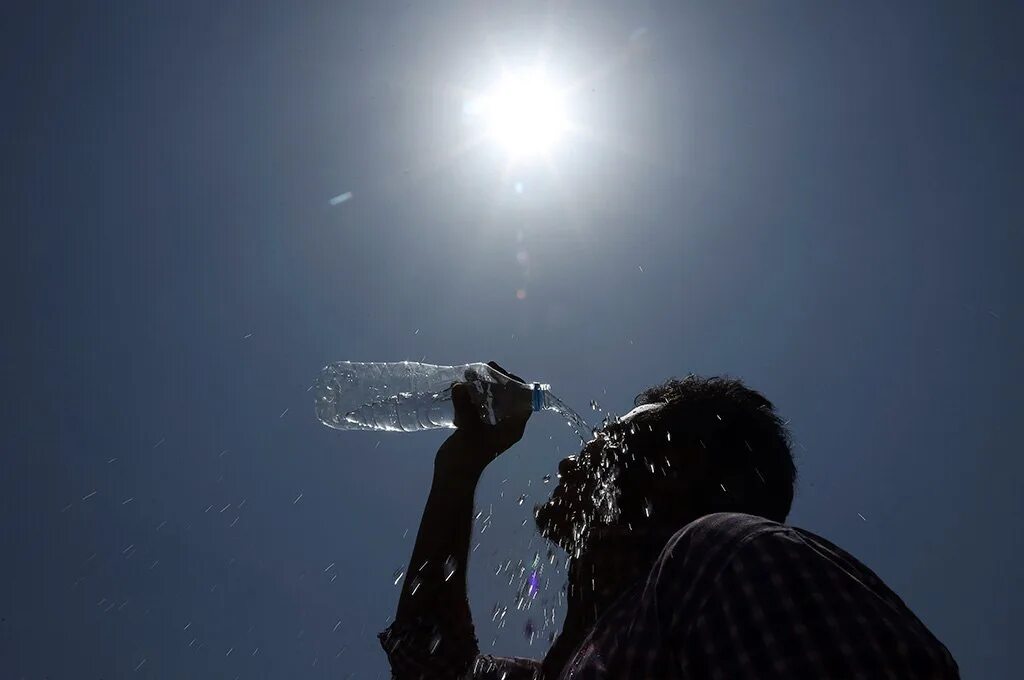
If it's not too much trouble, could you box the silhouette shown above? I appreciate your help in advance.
[382,363,959,678]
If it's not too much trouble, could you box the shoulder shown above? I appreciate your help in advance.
[653,513,875,588]
[651,518,961,677]
[672,511,784,542]
[643,514,787,622]
[657,512,787,567]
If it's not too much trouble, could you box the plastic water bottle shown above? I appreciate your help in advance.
[315,361,560,433]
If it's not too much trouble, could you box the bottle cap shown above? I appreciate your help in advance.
[531,383,550,412]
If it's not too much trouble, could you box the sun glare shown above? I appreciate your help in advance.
[474,71,569,159]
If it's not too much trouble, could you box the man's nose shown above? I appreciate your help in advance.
[560,436,606,478]
[558,455,579,479]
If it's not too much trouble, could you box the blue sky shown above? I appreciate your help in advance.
[3,1,1022,677]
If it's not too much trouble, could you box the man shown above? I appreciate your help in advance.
[381,365,959,678]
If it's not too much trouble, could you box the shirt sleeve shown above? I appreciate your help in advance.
[379,618,542,680]
[660,514,960,679]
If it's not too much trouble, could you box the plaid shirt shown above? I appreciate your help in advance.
[380,512,959,679]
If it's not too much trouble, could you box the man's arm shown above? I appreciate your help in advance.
[382,367,538,679]
[393,430,483,633]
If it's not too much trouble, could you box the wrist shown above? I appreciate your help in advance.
[433,433,487,489]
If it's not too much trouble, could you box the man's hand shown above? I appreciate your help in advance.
[435,361,532,483]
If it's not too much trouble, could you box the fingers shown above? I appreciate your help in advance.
[451,382,474,429]
[451,382,467,406]
[486,361,527,385]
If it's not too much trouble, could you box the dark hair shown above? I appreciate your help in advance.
[628,375,796,523]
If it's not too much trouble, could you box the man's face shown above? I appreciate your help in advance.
[534,404,668,550]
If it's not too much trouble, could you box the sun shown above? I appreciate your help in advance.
[472,70,569,159]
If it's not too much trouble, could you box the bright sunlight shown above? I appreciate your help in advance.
[473,70,569,159]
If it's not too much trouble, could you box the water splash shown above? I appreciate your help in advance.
[545,393,592,443]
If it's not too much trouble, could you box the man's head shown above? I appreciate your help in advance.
[534,375,796,551]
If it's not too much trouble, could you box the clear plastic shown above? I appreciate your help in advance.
[314,361,554,433]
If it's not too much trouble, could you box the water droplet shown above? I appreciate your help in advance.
[517,494,527,505]
[590,400,601,411]
[392,568,405,585]
[527,569,540,598]
[444,556,458,582]
[542,474,551,484]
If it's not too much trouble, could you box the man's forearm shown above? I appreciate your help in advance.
[395,434,480,630]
